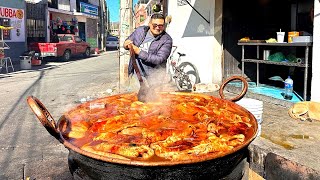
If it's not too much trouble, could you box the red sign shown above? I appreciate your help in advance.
[0,7,24,19]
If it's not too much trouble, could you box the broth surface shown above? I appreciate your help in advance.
[62,93,256,161]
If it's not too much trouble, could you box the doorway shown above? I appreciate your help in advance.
[222,0,291,80]
[222,0,314,97]
[78,22,86,41]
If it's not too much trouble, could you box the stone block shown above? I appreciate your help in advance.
[265,153,320,180]
[248,142,271,177]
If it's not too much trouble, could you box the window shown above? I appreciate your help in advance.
[27,19,45,38]
[58,0,71,11]
[107,37,118,42]
[76,0,89,12]
[59,36,67,42]
[0,18,11,40]
[26,2,46,43]
[67,36,73,42]
[75,36,82,43]
[58,36,63,41]
[59,35,73,42]
[48,0,58,9]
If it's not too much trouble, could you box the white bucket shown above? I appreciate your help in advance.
[249,107,263,123]
[236,98,264,126]
[257,124,261,137]
[20,56,32,70]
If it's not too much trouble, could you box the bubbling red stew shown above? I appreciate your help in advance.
[61,93,256,161]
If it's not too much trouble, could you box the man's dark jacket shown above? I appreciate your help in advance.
[125,26,173,76]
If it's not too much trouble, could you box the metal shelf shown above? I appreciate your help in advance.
[238,42,312,47]
[239,43,312,101]
[242,59,308,67]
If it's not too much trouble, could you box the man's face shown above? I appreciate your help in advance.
[149,18,165,36]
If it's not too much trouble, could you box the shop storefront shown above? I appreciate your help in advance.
[48,2,99,50]
[0,3,26,62]
[222,0,314,101]
[166,0,320,101]
[49,11,80,40]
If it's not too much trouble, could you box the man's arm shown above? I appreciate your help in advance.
[137,38,173,65]
[123,29,138,50]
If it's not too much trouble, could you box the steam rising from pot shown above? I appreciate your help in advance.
[137,68,175,102]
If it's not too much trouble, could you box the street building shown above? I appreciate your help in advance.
[108,21,119,36]
[136,0,319,101]
[0,0,107,63]
[0,0,26,61]
[134,0,166,28]
[133,0,149,27]
[47,0,99,49]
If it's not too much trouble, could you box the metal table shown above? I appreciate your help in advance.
[238,42,312,101]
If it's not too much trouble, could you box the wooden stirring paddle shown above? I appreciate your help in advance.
[128,45,156,102]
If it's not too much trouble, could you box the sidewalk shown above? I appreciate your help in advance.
[220,89,320,179]
[0,53,106,77]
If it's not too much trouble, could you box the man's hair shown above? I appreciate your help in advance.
[150,13,165,21]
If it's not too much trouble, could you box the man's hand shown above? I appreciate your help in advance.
[131,44,141,55]
[124,40,133,49]
[126,42,141,56]
[124,40,140,55]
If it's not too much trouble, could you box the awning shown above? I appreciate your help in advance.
[0,26,13,30]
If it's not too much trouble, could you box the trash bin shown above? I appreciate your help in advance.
[20,56,32,70]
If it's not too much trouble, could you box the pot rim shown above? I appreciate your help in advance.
[57,92,258,166]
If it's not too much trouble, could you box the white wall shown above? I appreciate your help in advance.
[166,0,221,83]
[89,0,100,7]
[58,0,71,11]
[311,0,320,101]
[76,16,87,22]
[70,0,77,12]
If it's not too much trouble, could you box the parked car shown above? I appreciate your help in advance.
[29,34,91,61]
[106,36,119,50]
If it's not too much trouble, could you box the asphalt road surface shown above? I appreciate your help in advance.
[0,51,120,179]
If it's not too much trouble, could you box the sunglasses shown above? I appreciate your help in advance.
[152,23,164,29]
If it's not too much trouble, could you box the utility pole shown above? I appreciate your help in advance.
[106,6,110,36]
[99,0,106,51]
[119,0,133,92]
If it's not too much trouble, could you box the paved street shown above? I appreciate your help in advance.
[0,52,120,179]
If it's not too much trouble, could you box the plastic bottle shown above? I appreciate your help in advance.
[284,76,293,100]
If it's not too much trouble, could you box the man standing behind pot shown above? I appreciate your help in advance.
[123,13,173,91]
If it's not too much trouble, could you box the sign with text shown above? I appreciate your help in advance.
[0,6,25,42]
[80,2,98,16]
